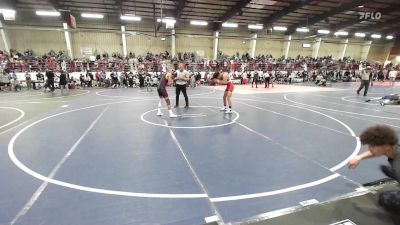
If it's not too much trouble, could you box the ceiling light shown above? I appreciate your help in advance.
[36,11,60,16]
[355,32,366,37]
[161,37,166,41]
[296,27,309,32]
[157,18,176,24]
[190,20,208,26]
[120,15,141,21]
[386,35,394,40]
[81,13,104,19]
[273,26,287,31]
[0,9,16,20]
[317,29,330,34]
[371,34,381,39]
[248,24,263,30]
[222,22,238,28]
[334,31,348,36]
[0,9,16,14]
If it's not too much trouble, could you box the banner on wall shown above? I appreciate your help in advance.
[80,47,93,56]
[196,50,205,58]
[67,14,76,29]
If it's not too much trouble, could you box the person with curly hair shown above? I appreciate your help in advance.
[348,125,400,210]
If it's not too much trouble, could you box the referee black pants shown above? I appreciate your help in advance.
[176,84,189,107]
[357,80,370,96]
[265,77,270,88]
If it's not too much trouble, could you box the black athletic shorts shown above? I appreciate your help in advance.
[157,88,168,98]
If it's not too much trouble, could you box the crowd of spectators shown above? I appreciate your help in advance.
[0,49,399,92]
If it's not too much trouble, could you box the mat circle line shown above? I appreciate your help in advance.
[141,106,239,129]
[0,107,25,130]
[8,97,359,201]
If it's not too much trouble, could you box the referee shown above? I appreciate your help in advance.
[175,62,190,108]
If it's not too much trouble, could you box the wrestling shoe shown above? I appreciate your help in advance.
[169,113,178,118]
[224,109,232,114]
[157,111,163,116]
[219,107,227,111]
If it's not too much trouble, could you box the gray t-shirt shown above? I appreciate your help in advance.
[361,70,370,81]
[392,144,400,181]
[176,70,189,86]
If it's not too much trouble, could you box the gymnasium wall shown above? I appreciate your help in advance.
[7,29,67,55]
[175,35,213,59]
[318,41,341,59]
[72,31,122,58]
[345,43,363,60]
[288,40,312,58]
[126,34,171,56]
[0,34,5,51]
[219,38,251,56]
[255,38,284,58]
[367,43,392,63]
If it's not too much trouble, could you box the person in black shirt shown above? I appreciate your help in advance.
[252,72,259,88]
[59,71,68,95]
[34,71,44,90]
[128,72,134,87]
[87,71,94,87]
[378,70,384,82]
[264,72,271,88]
[79,74,86,88]
[138,70,145,88]
[110,72,118,88]
[45,70,55,92]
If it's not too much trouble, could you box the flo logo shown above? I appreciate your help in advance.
[359,12,382,20]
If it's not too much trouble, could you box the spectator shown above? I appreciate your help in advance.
[11,77,22,92]
[252,71,259,88]
[59,71,68,95]
[264,72,270,88]
[45,69,55,92]
[138,70,145,88]
[25,71,32,91]
[79,73,86,88]
[0,72,11,91]
[389,69,397,86]
[110,72,118,88]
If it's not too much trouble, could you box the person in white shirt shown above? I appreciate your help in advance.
[61,60,67,71]
[315,74,323,85]
[264,72,270,88]
[241,72,247,85]
[175,62,190,108]
[389,70,397,86]
[357,67,372,96]
[289,72,296,84]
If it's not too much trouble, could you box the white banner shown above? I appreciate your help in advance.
[80,47,93,56]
